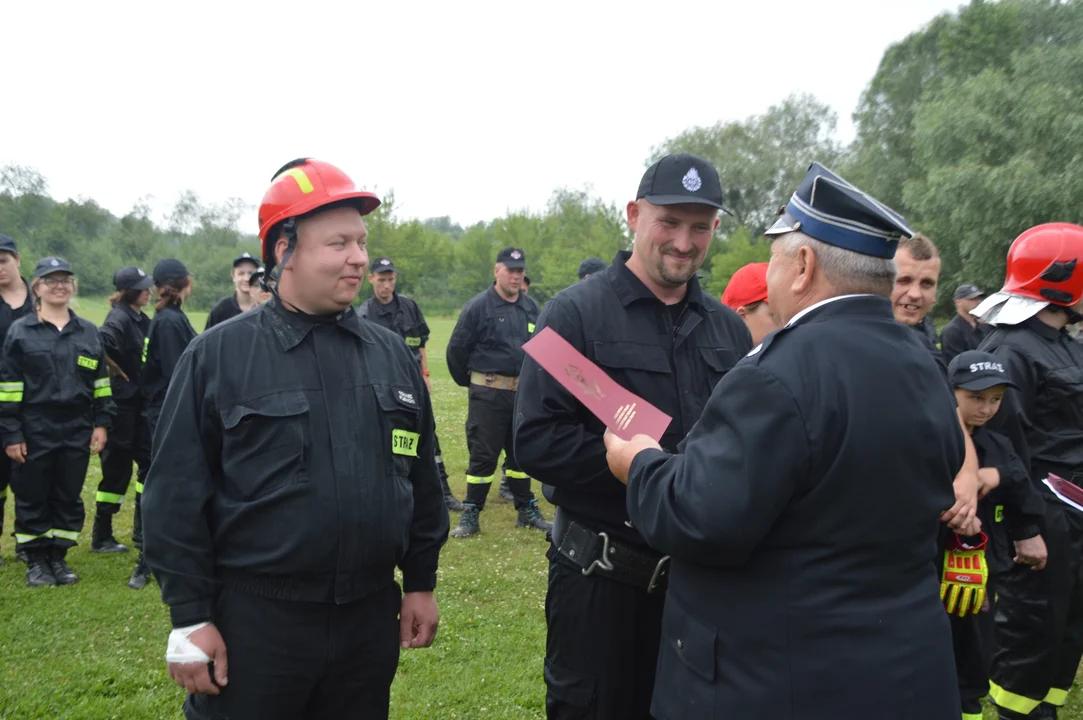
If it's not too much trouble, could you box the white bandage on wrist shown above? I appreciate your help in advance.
[166,621,212,663]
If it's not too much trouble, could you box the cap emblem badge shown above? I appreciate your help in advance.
[137,269,145,276]
[682,167,702,193]
[380,259,390,265]
[511,251,522,260]
[50,259,59,267]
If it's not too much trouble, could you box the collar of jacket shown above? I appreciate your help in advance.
[1020,314,1068,341]
[606,249,710,310]
[28,307,80,330]
[791,294,894,327]
[266,295,370,351]
[113,301,147,323]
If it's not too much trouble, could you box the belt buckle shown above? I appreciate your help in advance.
[484,372,496,386]
[647,555,671,594]
[581,532,615,577]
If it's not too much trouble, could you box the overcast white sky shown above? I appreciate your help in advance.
[3,0,963,232]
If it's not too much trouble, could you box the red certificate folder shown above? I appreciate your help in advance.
[522,327,672,442]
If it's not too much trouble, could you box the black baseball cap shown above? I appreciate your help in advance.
[949,350,1019,391]
[371,257,397,273]
[578,257,607,279]
[637,153,725,210]
[153,259,190,284]
[233,252,258,268]
[496,247,526,269]
[0,233,17,256]
[114,266,154,291]
[954,284,985,301]
[33,256,73,278]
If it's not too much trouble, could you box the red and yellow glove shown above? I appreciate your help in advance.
[941,532,988,617]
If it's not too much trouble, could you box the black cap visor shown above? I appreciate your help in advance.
[644,194,725,210]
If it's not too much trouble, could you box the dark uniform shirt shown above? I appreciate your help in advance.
[941,314,993,365]
[141,297,449,627]
[446,285,538,386]
[205,293,246,331]
[981,317,1083,481]
[971,425,1045,575]
[514,250,752,548]
[358,293,430,365]
[100,303,151,403]
[0,311,115,456]
[140,305,197,411]
[626,295,964,719]
[0,279,34,346]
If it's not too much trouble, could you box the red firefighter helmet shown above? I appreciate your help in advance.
[257,158,380,268]
[1002,223,1083,307]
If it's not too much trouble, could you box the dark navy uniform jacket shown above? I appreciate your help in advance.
[514,250,751,548]
[980,317,1083,483]
[100,302,151,404]
[626,295,965,720]
[446,285,538,386]
[139,305,197,414]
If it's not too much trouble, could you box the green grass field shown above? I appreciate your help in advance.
[0,310,1078,718]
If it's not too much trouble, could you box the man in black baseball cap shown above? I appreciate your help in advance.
[205,252,261,331]
[513,152,752,718]
[577,257,607,280]
[942,283,992,365]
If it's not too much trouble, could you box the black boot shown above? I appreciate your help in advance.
[450,504,481,538]
[440,473,464,512]
[91,512,129,553]
[498,476,514,503]
[49,547,79,585]
[1035,703,1059,719]
[128,551,151,590]
[516,498,552,532]
[26,551,57,587]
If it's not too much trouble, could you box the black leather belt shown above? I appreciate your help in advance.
[552,509,669,593]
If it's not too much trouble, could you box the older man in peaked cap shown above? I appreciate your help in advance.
[605,162,966,719]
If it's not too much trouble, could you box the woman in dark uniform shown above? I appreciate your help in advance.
[93,266,154,562]
[0,257,115,587]
[128,258,197,590]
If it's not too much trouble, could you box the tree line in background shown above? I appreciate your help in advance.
[3,0,1081,317]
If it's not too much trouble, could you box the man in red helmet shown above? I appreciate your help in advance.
[142,158,449,720]
[720,262,780,345]
[974,223,1083,720]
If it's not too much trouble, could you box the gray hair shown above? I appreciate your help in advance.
[775,231,896,297]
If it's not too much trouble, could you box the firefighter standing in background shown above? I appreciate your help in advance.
[128,258,197,590]
[975,223,1083,720]
[446,247,551,538]
[92,265,153,556]
[205,252,260,330]
[0,257,115,587]
[720,261,781,345]
[359,257,463,511]
[0,232,34,565]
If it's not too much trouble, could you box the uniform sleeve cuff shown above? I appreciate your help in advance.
[170,599,215,628]
[1010,523,1041,542]
[401,569,437,593]
[3,431,24,448]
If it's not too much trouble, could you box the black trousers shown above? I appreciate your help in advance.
[990,499,1082,716]
[544,545,664,720]
[11,446,90,551]
[0,455,10,542]
[97,401,151,514]
[464,384,534,510]
[950,590,996,718]
[184,583,402,720]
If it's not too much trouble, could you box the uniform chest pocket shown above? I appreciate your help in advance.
[592,341,671,374]
[1044,365,1083,404]
[21,350,56,381]
[698,346,737,394]
[374,385,422,476]
[219,391,310,500]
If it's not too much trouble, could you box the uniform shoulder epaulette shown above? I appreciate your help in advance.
[740,324,795,364]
